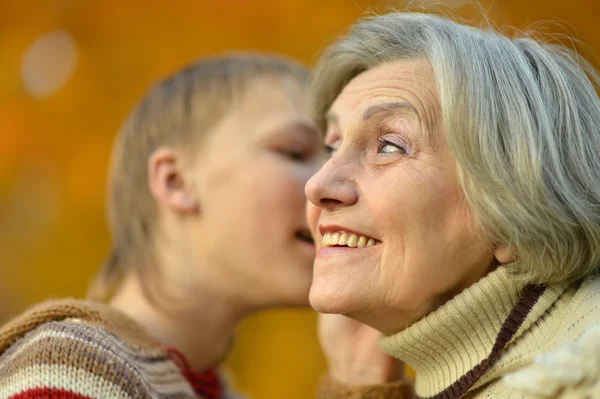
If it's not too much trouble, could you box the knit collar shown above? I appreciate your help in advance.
[165,346,222,399]
[377,266,563,398]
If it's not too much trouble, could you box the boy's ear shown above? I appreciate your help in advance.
[148,148,198,213]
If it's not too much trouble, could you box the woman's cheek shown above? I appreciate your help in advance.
[306,202,321,234]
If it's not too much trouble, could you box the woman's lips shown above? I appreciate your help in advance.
[315,225,381,259]
[318,224,380,248]
[315,244,376,259]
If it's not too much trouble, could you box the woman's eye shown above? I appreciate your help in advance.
[377,139,407,154]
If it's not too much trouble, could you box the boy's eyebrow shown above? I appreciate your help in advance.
[325,112,338,127]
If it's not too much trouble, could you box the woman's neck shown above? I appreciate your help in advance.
[110,274,250,371]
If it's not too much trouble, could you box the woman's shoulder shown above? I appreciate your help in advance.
[0,299,197,398]
[504,272,600,398]
[555,270,600,341]
[504,324,600,398]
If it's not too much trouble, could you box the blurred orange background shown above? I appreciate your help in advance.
[1,1,599,398]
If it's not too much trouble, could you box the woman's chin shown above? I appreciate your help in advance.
[309,283,351,314]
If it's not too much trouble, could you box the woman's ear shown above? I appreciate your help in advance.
[494,244,516,265]
[148,148,199,213]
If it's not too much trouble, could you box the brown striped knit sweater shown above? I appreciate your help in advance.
[0,299,231,399]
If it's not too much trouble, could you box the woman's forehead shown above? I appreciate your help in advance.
[329,60,438,126]
[332,60,437,114]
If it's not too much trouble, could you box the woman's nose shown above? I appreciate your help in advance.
[305,156,358,212]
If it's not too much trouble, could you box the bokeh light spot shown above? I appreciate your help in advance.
[21,30,78,99]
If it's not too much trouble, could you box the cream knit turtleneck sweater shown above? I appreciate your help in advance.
[375,267,600,398]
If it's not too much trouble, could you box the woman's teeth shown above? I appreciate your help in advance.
[322,231,376,248]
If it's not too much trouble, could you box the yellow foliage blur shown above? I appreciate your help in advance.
[0,1,598,398]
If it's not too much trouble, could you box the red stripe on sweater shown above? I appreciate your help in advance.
[8,387,95,399]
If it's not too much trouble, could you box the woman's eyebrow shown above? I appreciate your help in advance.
[363,101,418,120]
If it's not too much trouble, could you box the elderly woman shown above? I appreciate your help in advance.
[307,11,600,399]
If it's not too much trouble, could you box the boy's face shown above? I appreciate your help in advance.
[186,77,325,307]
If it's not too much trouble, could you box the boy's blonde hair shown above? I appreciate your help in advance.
[89,53,307,301]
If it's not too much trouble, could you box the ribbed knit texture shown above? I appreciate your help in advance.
[375,267,600,398]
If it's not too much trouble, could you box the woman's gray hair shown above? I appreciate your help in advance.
[311,12,600,284]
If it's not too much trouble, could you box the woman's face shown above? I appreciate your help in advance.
[189,76,324,308]
[306,60,497,334]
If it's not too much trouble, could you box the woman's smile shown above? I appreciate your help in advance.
[315,224,381,258]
